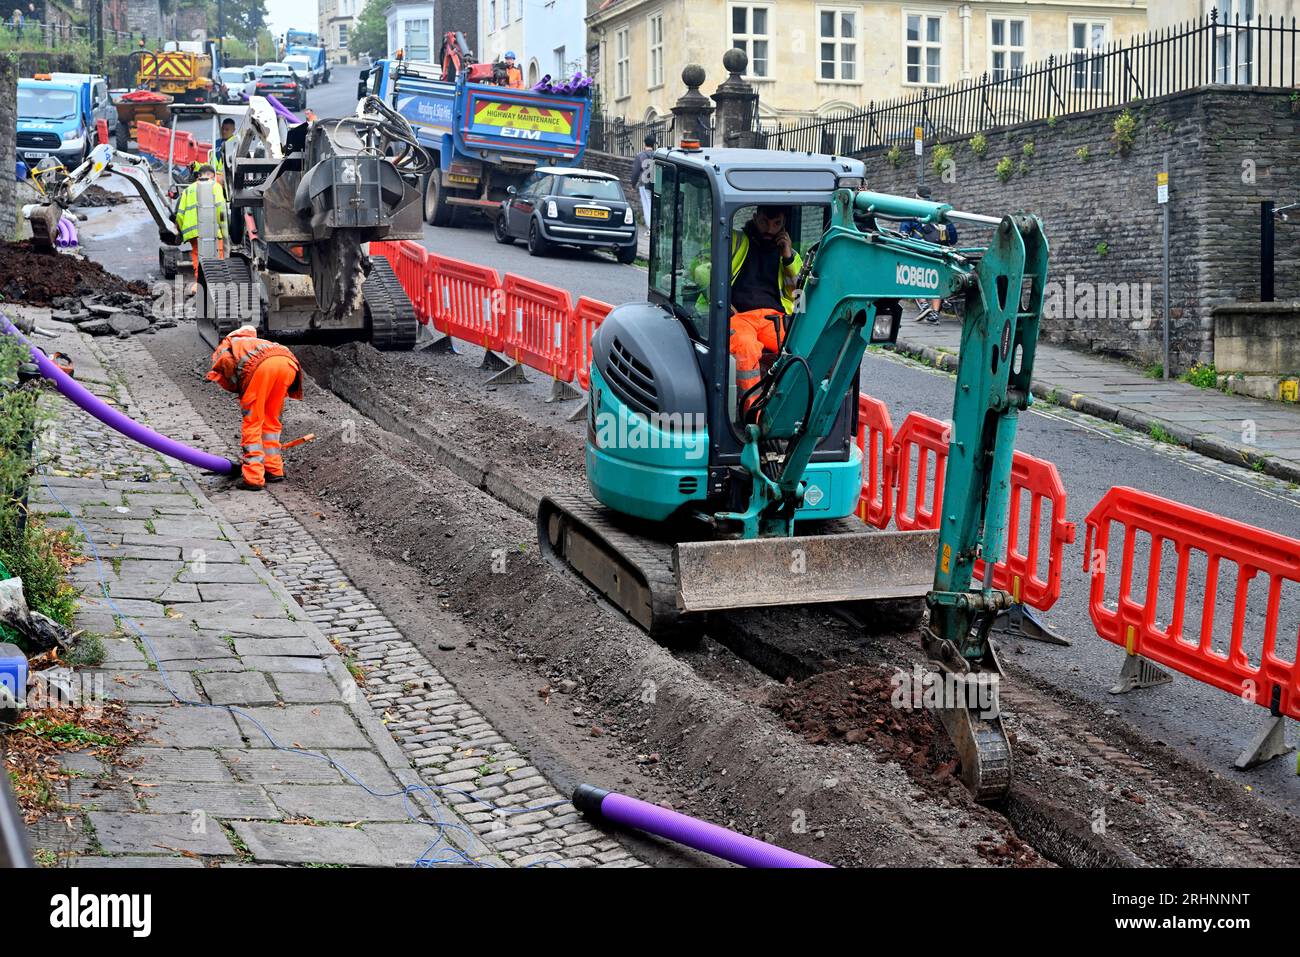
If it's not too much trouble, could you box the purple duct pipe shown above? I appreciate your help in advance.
[573,785,832,868]
[265,94,301,125]
[56,216,78,249]
[0,312,237,475]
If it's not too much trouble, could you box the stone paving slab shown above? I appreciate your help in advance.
[18,314,639,869]
[89,812,235,856]
[264,784,416,822]
[230,822,390,866]
[222,749,361,785]
[91,669,200,703]
[271,672,349,703]
[121,748,235,783]
[72,855,206,868]
[197,671,278,706]
[131,706,246,748]
[141,782,281,818]
[232,705,374,750]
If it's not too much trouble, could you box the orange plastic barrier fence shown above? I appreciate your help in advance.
[890,411,950,533]
[429,254,504,351]
[502,274,575,381]
[973,452,1077,611]
[136,121,160,156]
[394,241,430,324]
[854,393,895,530]
[571,297,612,391]
[171,131,197,166]
[1085,487,1300,720]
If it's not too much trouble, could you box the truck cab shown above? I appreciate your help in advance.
[359,57,590,227]
[17,76,97,169]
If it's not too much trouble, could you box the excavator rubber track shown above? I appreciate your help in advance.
[196,255,256,349]
[538,491,699,643]
[364,257,419,351]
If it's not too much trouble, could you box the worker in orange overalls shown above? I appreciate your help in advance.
[693,206,803,411]
[503,52,524,89]
[206,325,303,491]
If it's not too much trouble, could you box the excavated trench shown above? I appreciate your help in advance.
[144,330,1300,868]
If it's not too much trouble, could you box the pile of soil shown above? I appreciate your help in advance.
[0,240,149,307]
[72,185,130,209]
[767,666,966,800]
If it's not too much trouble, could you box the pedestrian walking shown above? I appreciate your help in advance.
[631,134,656,228]
[903,186,959,323]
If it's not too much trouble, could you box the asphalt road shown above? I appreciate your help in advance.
[78,65,1300,812]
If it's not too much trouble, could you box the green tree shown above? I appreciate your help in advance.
[350,0,392,59]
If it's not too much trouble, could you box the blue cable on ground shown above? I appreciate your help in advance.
[37,457,567,868]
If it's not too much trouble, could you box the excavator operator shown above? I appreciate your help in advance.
[724,205,803,408]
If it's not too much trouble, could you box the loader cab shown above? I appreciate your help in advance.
[645,146,867,470]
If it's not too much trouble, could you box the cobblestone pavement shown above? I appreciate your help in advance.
[17,307,638,868]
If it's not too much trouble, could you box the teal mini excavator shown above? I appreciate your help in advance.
[538,144,1048,801]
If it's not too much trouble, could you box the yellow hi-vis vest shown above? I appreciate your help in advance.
[728,229,803,316]
[693,230,805,315]
[175,178,228,244]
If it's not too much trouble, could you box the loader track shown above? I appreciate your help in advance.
[195,255,256,349]
[364,257,419,351]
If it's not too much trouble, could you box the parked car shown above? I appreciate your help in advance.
[217,66,259,103]
[284,55,315,88]
[495,167,637,264]
[253,63,306,110]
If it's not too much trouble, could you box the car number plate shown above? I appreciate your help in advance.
[575,207,609,220]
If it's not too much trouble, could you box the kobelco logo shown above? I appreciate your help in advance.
[896,263,940,291]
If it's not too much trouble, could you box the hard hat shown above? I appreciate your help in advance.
[505,51,517,59]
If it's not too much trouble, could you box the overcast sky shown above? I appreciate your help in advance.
[263,0,306,40]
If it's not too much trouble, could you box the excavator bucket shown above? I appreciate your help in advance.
[25,204,61,251]
[674,529,939,613]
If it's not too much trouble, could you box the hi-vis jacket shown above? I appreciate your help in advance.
[207,327,303,398]
[693,229,805,315]
[175,178,228,243]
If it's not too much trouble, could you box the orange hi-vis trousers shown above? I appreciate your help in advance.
[239,354,297,486]
[729,308,783,400]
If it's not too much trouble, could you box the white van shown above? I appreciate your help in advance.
[283,55,315,88]
[49,73,117,140]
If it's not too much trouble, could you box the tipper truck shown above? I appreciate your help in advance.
[359,55,591,227]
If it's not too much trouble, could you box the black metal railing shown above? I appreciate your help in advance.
[756,11,1299,156]
[0,20,140,52]
[590,113,676,157]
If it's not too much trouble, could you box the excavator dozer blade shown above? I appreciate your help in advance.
[674,529,939,613]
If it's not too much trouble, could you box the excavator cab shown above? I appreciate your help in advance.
[589,147,900,528]
[540,146,939,637]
